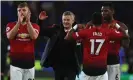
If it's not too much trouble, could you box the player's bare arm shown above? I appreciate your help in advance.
[77,24,86,30]
[118,22,130,49]
[85,21,93,29]
[116,23,129,38]
[7,11,24,39]
[27,11,39,39]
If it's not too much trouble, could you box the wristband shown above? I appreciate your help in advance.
[115,23,120,29]
[125,30,128,34]
[73,24,78,30]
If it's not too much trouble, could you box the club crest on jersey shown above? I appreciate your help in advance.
[17,33,30,38]
[6,27,10,32]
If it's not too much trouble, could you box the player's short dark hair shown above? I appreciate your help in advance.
[63,11,75,19]
[18,2,29,8]
[92,12,103,25]
[102,2,114,10]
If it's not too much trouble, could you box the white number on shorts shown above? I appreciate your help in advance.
[90,39,105,55]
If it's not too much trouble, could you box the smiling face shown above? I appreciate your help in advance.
[62,11,75,30]
[62,15,74,29]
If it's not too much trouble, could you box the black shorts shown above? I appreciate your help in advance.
[107,54,119,65]
[83,67,107,76]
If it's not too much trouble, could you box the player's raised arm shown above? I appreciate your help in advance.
[116,23,129,38]
[26,11,40,39]
[6,10,24,39]
[108,23,129,40]
[85,20,93,29]
[117,22,130,49]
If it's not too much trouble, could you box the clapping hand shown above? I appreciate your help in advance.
[18,12,24,23]
[26,11,31,23]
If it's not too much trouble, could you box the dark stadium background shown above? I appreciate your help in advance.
[1,1,133,80]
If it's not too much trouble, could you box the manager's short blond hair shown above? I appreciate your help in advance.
[62,11,75,20]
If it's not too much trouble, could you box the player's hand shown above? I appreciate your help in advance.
[77,24,85,31]
[26,11,31,23]
[85,21,93,29]
[39,11,48,20]
[108,21,117,28]
[18,13,24,23]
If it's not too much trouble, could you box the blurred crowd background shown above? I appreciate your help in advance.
[1,1,133,80]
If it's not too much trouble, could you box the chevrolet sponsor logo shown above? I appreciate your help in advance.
[17,33,30,38]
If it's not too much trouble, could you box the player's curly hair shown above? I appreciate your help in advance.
[102,2,115,10]
[92,12,103,25]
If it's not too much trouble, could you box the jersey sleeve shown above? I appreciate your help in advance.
[32,23,40,34]
[72,29,88,40]
[6,22,15,34]
[108,29,123,40]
